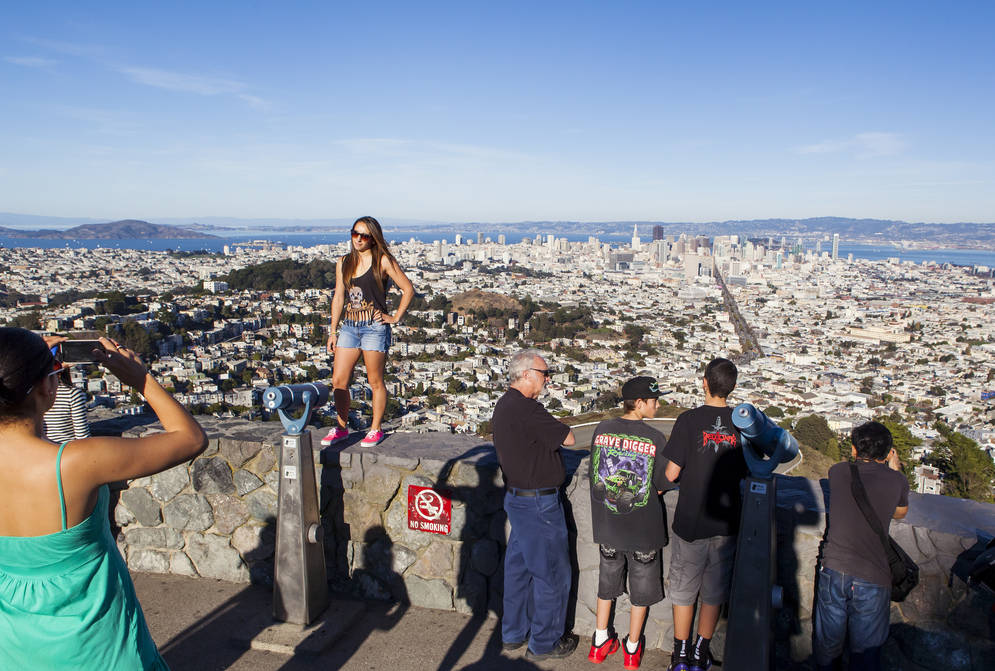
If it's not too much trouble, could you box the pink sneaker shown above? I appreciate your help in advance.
[320,426,349,446]
[360,429,384,447]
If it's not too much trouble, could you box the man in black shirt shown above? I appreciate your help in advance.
[491,349,578,661]
[814,421,909,671]
[662,358,747,671]
[587,376,670,669]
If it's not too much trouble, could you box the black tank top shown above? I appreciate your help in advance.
[345,264,391,322]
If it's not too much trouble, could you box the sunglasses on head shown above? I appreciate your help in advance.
[351,229,373,242]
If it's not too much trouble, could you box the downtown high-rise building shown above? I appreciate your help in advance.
[652,225,664,241]
[832,233,840,260]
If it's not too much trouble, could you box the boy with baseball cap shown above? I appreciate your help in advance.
[587,376,670,669]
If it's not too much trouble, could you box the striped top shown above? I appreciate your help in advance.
[43,384,91,442]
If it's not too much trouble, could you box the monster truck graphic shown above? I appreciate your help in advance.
[590,432,658,514]
[700,416,737,454]
[592,468,640,514]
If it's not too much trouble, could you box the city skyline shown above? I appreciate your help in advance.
[2,3,994,223]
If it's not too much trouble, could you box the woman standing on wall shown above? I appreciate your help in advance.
[0,328,206,670]
[323,216,414,447]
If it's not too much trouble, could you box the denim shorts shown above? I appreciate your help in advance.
[598,545,664,606]
[337,320,391,352]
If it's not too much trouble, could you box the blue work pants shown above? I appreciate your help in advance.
[501,490,571,655]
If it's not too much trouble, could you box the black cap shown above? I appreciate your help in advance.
[621,376,663,400]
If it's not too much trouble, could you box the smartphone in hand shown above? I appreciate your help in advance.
[58,340,108,364]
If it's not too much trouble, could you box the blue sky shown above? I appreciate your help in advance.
[2,2,993,223]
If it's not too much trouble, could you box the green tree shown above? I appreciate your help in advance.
[793,415,837,458]
[763,406,784,418]
[875,418,921,486]
[928,423,995,503]
[11,311,42,329]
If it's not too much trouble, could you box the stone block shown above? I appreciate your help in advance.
[209,494,249,535]
[454,568,488,615]
[353,571,392,600]
[383,496,433,551]
[219,435,262,468]
[120,487,162,527]
[234,470,263,496]
[381,454,419,470]
[186,533,250,582]
[163,493,214,531]
[928,529,975,562]
[170,551,197,577]
[124,527,166,548]
[343,490,385,541]
[192,457,235,494]
[202,437,220,457]
[405,575,453,610]
[392,544,418,574]
[245,489,277,523]
[470,539,500,576]
[128,548,170,573]
[265,469,280,492]
[410,540,455,579]
[150,465,189,502]
[488,512,508,546]
[361,463,402,507]
[913,525,937,560]
[251,446,277,475]
[115,504,136,527]
[232,523,275,561]
[448,505,467,538]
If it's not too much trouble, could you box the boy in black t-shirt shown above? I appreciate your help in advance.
[587,376,670,670]
[662,358,747,671]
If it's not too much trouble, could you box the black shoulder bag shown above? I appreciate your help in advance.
[848,463,919,602]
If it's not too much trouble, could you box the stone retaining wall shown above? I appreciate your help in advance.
[109,416,995,668]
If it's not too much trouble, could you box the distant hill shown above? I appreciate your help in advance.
[452,289,522,313]
[0,220,217,239]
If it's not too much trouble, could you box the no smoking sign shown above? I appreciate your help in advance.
[407,485,452,535]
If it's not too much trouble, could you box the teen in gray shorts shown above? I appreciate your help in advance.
[662,359,747,671]
[667,535,736,607]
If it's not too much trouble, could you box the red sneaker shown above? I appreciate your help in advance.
[623,635,644,670]
[587,631,619,663]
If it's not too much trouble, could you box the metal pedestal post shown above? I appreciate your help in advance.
[724,476,780,671]
[273,430,329,625]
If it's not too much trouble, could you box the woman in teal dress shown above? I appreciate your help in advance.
[0,328,207,669]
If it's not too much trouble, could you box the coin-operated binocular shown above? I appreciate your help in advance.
[262,383,330,625]
[724,404,799,671]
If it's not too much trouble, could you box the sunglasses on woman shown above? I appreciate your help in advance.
[351,229,373,242]
[24,358,63,397]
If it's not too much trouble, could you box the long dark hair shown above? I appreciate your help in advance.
[341,216,398,290]
[0,327,55,423]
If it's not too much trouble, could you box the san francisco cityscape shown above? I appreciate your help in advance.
[3,220,994,503]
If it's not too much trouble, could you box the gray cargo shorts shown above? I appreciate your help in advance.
[667,534,736,606]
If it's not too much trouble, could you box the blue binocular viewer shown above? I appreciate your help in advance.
[261,383,329,435]
[731,403,799,478]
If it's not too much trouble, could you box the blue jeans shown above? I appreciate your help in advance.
[502,490,571,655]
[337,319,391,352]
[813,565,891,671]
